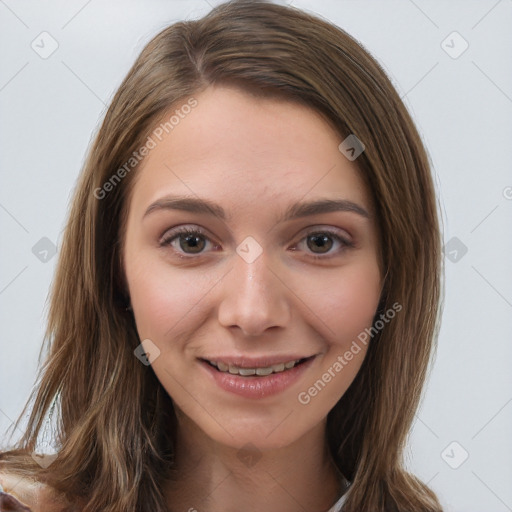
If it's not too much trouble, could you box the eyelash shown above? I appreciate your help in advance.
[159,225,354,260]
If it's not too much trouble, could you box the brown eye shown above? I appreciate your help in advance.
[306,233,333,253]
[178,233,206,253]
[160,227,213,256]
[294,228,354,259]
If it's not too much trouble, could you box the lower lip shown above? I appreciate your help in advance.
[199,357,316,399]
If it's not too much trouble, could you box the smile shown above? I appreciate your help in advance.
[199,355,317,399]
[205,358,307,376]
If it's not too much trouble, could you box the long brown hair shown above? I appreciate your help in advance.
[0,1,443,510]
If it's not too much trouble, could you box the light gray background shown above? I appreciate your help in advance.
[1,1,511,511]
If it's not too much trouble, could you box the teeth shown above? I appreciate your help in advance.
[239,368,256,376]
[209,359,302,376]
[217,361,229,372]
[272,363,285,372]
[256,367,273,376]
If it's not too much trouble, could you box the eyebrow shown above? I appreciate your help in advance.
[143,195,370,222]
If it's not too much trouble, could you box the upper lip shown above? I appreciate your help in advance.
[200,354,315,368]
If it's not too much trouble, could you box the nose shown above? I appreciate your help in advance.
[217,248,291,337]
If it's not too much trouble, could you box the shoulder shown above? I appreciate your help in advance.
[0,469,71,512]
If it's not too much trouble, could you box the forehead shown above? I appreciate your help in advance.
[128,85,371,218]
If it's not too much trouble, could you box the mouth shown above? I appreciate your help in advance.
[198,354,317,399]
[201,356,314,376]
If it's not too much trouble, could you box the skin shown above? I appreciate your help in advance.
[123,85,383,512]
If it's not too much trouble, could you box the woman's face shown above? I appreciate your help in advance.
[123,85,382,450]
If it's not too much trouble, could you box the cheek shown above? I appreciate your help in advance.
[333,270,381,342]
[294,259,382,347]
[125,253,216,342]
[291,258,381,408]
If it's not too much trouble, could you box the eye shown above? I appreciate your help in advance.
[159,226,354,260]
[160,226,216,256]
[294,229,354,259]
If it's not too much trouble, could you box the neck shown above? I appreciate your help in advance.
[164,415,345,512]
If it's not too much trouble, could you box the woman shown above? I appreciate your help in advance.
[0,0,443,510]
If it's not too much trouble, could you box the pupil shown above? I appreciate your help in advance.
[308,234,332,253]
[180,234,205,253]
